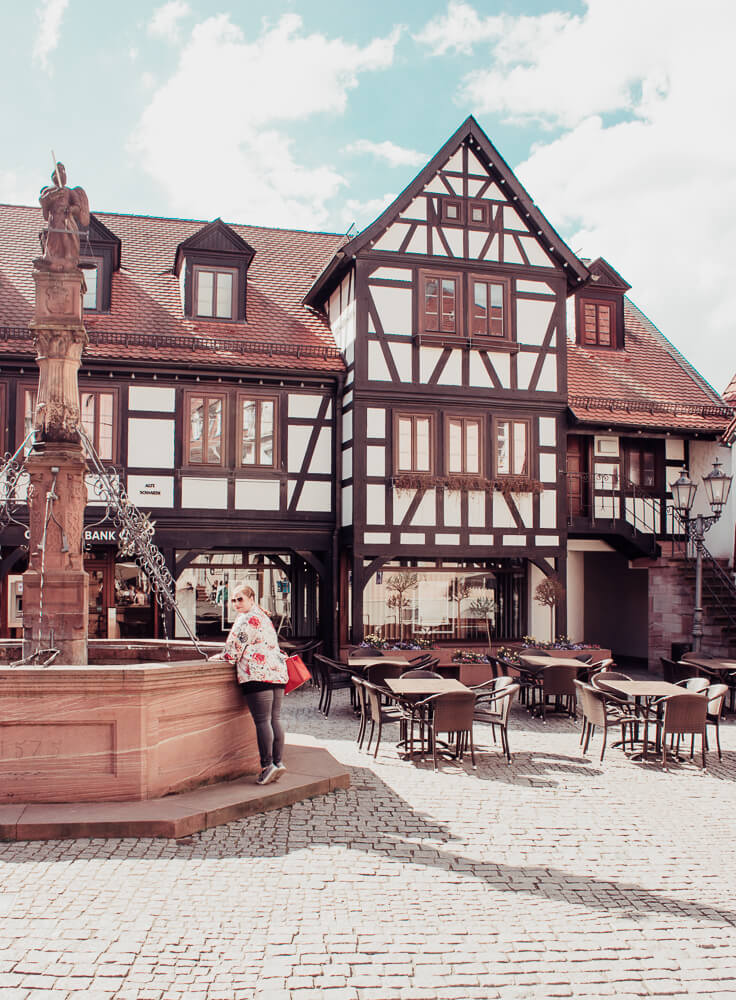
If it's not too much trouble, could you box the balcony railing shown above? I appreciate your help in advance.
[564,471,678,541]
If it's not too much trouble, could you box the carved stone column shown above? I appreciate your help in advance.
[23,267,89,664]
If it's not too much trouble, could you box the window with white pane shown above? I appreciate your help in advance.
[185,392,225,466]
[395,414,433,474]
[446,416,482,475]
[495,418,530,477]
[193,266,237,319]
[239,395,277,468]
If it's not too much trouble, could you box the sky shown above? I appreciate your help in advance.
[1,0,735,393]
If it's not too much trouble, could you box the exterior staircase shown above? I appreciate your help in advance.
[679,546,736,650]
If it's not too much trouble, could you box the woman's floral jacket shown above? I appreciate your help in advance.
[222,605,288,684]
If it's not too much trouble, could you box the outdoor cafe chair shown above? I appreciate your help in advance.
[654,692,708,769]
[591,670,632,691]
[582,657,614,682]
[660,657,709,685]
[362,680,410,759]
[573,679,639,762]
[412,691,477,770]
[471,677,520,763]
[313,654,357,717]
[675,676,710,694]
[539,664,579,721]
[366,662,406,688]
[705,683,729,760]
[351,676,370,749]
[400,667,443,679]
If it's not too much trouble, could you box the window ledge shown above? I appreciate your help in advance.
[415,334,519,352]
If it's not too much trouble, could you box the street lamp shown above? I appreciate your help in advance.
[670,459,733,653]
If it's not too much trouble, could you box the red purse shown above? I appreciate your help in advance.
[285,654,311,694]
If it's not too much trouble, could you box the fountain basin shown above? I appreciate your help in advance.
[0,653,259,804]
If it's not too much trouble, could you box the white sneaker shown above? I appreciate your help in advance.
[271,763,286,782]
[257,764,280,785]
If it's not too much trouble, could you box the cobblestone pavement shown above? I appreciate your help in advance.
[2,686,736,1000]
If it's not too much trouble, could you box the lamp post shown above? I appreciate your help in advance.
[670,459,733,653]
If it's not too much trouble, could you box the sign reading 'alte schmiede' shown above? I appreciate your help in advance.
[84,528,118,545]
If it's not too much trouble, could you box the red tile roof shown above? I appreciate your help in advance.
[567,299,732,434]
[0,205,346,374]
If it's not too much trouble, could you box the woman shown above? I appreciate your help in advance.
[214,583,288,785]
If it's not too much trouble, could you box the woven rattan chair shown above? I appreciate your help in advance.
[591,670,632,691]
[705,683,729,760]
[351,676,370,748]
[366,662,406,688]
[661,657,704,685]
[363,680,408,759]
[400,667,443,679]
[656,693,708,769]
[471,677,520,763]
[675,676,710,694]
[414,691,477,770]
[540,664,578,721]
[313,654,356,717]
[574,679,638,762]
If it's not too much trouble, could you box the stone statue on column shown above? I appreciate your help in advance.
[24,160,90,663]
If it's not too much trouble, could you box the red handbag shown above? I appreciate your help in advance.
[285,654,311,694]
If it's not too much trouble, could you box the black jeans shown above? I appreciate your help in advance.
[241,683,285,768]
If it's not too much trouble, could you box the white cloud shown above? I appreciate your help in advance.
[416,0,736,392]
[129,13,400,228]
[341,193,397,231]
[0,170,40,206]
[344,139,425,168]
[32,0,69,74]
[148,1,191,43]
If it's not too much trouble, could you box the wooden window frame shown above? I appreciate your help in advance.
[192,265,239,321]
[80,257,105,312]
[445,415,484,476]
[183,390,227,468]
[237,392,279,470]
[16,382,118,462]
[578,297,616,348]
[493,417,531,478]
[393,412,435,475]
[79,386,119,462]
[468,200,489,227]
[418,269,463,338]
[623,440,663,494]
[439,196,465,227]
[468,273,511,342]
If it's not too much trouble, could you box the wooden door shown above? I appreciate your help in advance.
[566,436,589,518]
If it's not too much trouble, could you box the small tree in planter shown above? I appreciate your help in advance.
[467,593,496,646]
[534,575,566,642]
[385,573,418,642]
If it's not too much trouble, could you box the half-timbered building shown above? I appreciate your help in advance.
[0,115,732,665]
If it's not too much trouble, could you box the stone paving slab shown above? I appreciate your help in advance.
[0,738,350,841]
[1,685,736,998]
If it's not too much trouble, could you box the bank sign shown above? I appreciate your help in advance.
[84,528,119,545]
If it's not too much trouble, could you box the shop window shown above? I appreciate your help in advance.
[469,275,508,339]
[395,413,433,474]
[446,416,482,475]
[239,395,277,468]
[185,392,225,466]
[495,418,529,477]
[418,270,460,336]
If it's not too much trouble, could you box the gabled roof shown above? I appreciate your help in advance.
[584,257,631,292]
[0,204,345,374]
[567,299,732,434]
[174,217,256,274]
[305,115,589,306]
[85,214,121,270]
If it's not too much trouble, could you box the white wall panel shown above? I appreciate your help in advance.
[445,149,464,171]
[504,206,525,231]
[128,419,174,468]
[295,481,332,513]
[666,437,685,461]
[182,477,227,509]
[539,417,556,447]
[503,238,524,265]
[420,346,443,383]
[401,532,426,545]
[492,492,516,527]
[366,484,385,524]
[309,428,333,476]
[400,197,426,221]
[342,485,353,526]
[468,230,489,259]
[514,493,533,526]
[342,410,352,442]
[517,280,553,294]
[539,453,557,482]
[368,341,392,381]
[503,534,525,545]
[536,535,559,546]
[374,223,410,251]
[521,236,553,267]
[127,475,173,508]
[128,386,175,412]
[443,490,461,526]
[468,491,486,527]
[287,426,312,472]
[482,234,499,261]
[366,446,386,477]
[393,488,414,523]
[235,479,280,510]
[566,550,585,643]
[516,352,538,391]
[288,394,323,419]
[342,447,352,481]
[366,407,386,437]
[364,531,390,544]
[412,490,437,526]
[407,229,428,255]
[469,534,493,546]
[371,267,412,281]
[469,353,494,388]
[539,490,557,529]
[487,351,510,388]
[389,342,413,381]
[516,299,555,346]
[442,228,464,256]
[435,533,460,544]
[537,354,557,391]
[371,285,412,336]
[437,349,463,385]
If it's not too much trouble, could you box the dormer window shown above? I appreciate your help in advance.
[81,259,102,311]
[79,215,120,313]
[175,218,255,323]
[194,265,237,319]
[575,257,631,350]
[581,300,612,346]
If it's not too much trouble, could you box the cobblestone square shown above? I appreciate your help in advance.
[2,685,735,999]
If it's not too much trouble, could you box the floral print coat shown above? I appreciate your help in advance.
[222,605,288,685]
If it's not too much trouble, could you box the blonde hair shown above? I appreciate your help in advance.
[232,583,256,601]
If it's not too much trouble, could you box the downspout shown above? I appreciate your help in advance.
[332,371,345,657]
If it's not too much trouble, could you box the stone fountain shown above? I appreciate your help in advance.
[0,165,348,838]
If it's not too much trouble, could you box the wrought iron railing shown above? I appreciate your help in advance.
[563,471,673,540]
[690,541,736,635]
